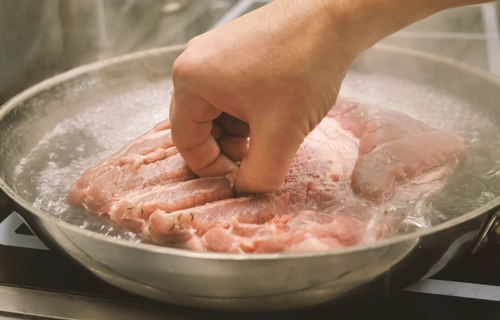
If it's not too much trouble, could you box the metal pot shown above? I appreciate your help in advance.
[0,44,499,312]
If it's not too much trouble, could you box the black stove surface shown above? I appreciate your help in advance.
[1,189,500,320]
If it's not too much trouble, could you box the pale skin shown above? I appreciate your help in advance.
[170,0,492,195]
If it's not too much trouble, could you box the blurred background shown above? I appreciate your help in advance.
[0,0,499,106]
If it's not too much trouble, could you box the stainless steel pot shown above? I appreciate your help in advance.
[1,44,500,312]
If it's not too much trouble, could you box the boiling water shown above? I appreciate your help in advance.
[342,74,500,218]
[13,72,500,244]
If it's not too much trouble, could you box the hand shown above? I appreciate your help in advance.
[170,0,492,195]
[170,0,352,194]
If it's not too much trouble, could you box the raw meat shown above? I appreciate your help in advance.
[196,211,366,254]
[67,120,196,213]
[328,98,466,203]
[278,117,358,211]
[67,97,466,253]
[109,176,235,233]
[146,193,289,251]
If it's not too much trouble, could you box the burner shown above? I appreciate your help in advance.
[0,1,499,319]
[0,212,48,250]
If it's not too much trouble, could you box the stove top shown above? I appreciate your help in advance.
[1,1,500,319]
[2,191,500,320]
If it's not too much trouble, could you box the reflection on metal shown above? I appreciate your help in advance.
[471,210,500,254]
[481,2,500,75]
[2,44,500,311]
[421,231,476,279]
[1,0,500,313]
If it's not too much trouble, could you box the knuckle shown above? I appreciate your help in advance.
[173,36,208,84]
[172,55,189,84]
[185,36,200,49]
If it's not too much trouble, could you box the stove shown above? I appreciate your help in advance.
[1,1,500,319]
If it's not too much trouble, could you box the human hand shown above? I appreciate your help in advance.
[170,0,493,195]
[170,0,353,194]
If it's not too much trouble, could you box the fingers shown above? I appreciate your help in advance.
[212,115,250,161]
[218,135,249,161]
[235,118,308,194]
[195,153,239,177]
[215,113,250,138]
[170,92,237,176]
[153,119,171,131]
[211,122,225,140]
[212,121,249,161]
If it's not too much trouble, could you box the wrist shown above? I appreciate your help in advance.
[318,0,473,58]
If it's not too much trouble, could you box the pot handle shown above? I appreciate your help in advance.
[472,210,500,254]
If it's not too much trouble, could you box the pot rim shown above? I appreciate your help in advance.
[1,43,499,260]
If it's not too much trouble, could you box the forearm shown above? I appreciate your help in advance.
[170,0,493,193]
[331,0,489,49]
[274,0,492,63]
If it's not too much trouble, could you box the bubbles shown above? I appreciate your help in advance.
[13,72,500,245]
[16,79,173,240]
[341,72,500,238]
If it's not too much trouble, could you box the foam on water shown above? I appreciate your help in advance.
[343,73,500,208]
[13,72,500,246]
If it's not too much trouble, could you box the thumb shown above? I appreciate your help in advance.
[235,117,308,194]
